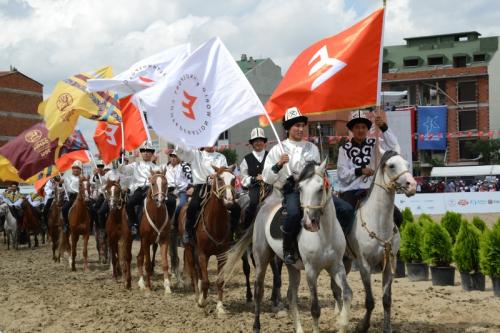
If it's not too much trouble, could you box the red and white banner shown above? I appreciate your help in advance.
[87,44,191,96]
[94,122,121,164]
[262,7,385,126]
[137,37,266,148]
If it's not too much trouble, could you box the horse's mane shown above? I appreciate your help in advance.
[366,150,400,197]
[298,161,319,182]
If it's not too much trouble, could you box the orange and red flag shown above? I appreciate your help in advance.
[262,8,385,125]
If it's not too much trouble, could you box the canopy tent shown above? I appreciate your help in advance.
[380,90,408,104]
[430,165,500,177]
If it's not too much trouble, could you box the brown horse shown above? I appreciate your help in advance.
[137,168,171,294]
[20,198,42,248]
[48,185,64,262]
[181,165,236,315]
[105,179,133,289]
[68,176,92,271]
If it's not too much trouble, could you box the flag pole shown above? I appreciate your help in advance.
[375,0,387,165]
[120,121,125,166]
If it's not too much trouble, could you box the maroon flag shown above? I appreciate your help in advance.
[0,122,59,179]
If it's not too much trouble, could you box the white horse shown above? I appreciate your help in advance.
[342,149,416,333]
[221,159,352,333]
[0,203,18,250]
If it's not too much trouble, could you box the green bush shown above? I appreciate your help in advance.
[418,214,434,227]
[452,220,481,273]
[472,216,487,233]
[400,222,423,263]
[402,207,414,223]
[479,221,500,277]
[219,148,238,165]
[422,222,453,267]
[441,211,462,243]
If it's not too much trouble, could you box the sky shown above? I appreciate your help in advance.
[1,0,499,151]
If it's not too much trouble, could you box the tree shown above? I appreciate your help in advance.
[466,139,500,165]
[219,148,238,165]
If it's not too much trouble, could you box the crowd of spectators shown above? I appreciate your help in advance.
[415,177,500,193]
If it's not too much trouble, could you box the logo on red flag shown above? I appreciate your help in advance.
[182,90,197,120]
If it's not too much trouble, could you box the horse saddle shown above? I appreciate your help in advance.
[269,207,287,239]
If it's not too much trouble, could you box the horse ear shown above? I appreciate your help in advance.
[393,143,401,154]
[229,164,236,172]
[319,158,328,173]
[212,165,220,173]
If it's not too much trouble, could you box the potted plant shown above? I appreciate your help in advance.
[453,220,484,291]
[472,216,487,233]
[479,220,500,297]
[400,221,428,281]
[441,211,462,244]
[422,222,455,286]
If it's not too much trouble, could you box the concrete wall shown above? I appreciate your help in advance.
[228,59,283,163]
[488,37,500,131]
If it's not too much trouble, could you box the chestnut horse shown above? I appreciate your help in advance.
[20,198,42,248]
[48,185,64,262]
[105,179,133,289]
[181,166,236,315]
[137,169,171,294]
[68,176,92,271]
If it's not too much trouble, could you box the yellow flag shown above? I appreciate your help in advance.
[0,156,24,182]
[39,66,122,142]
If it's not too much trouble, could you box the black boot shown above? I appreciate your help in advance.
[282,229,297,265]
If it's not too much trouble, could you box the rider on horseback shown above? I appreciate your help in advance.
[337,112,403,227]
[41,176,60,228]
[177,145,240,244]
[122,142,158,236]
[239,127,268,232]
[94,163,118,230]
[166,149,192,225]
[263,107,354,265]
[61,160,83,234]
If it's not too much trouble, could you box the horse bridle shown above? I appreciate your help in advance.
[108,183,123,209]
[211,174,235,200]
[150,174,167,200]
[375,166,411,193]
[300,171,332,214]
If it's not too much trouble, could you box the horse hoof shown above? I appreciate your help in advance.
[216,302,226,317]
[272,302,284,313]
[164,287,172,295]
[138,277,145,290]
[197,297,207,308]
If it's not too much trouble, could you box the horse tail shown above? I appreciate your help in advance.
[217,224,254,287]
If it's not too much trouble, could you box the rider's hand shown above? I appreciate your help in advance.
[375,116,386,129]
[362,167,374,177]
[256,175,263,182]
[278,154,289,166]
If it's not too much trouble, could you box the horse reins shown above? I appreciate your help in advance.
[300,171,332,213]
[375,169,411,192]
[143,174,169,243]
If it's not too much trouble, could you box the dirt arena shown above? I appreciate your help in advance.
[0,237,499,333]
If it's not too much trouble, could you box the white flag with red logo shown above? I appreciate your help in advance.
[87,44,191,95]
[136,37,266,148]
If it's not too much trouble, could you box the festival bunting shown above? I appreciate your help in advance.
[38,66,122,142]
[262,7,385,125]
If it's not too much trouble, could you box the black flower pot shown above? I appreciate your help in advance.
[460,272,473,291]
[406,262,429,281]
[471,272,485,291]
[493,277,500,297]
[430,266,455,286]
[394,258,406,278]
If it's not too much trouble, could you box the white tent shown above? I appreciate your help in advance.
[430,165,500,177]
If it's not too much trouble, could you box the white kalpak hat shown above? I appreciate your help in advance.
[139,141,155,152]
[249,127,267,144]
[282,107,308,130]
[72,160,83,169]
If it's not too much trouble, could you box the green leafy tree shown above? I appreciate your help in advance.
[441,211,462,243]
[402,208,414,223]
[400,222,424,263]
[466,138,500,165]
[219,148,238,165]
[422,222,453,267]
[472,216,488,233]
[453,220,481,273]
[418,214,434,227]
[479,220,500,277]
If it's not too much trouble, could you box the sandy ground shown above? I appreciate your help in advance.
[0,237,499,333]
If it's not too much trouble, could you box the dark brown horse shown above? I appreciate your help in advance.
[48,185,64,262]
[137,169,171,294]
[181,166,236,315]
[68,176,92,271]
[20,198,42,248]
[104,179,133,289]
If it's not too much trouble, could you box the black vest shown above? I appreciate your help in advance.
[244,151,268,177]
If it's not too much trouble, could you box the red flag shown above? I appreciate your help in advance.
[120,95,148,151]
[56,150,90,172]
[94,121,122,164]
[262,8,384,125]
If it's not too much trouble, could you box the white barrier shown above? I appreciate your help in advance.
[395,192,500,214]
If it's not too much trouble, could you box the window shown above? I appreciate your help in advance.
[473,54,486,62]
[428,56,444,65]
[455,36,468,42]
[382,62,389,73]
[459,139,478,160]
[453,56,467,68]
[308,122,334,137]
[458,110,477,131]
[218,130,229,140]
[457,81,477,102]
[404,58,419,67]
